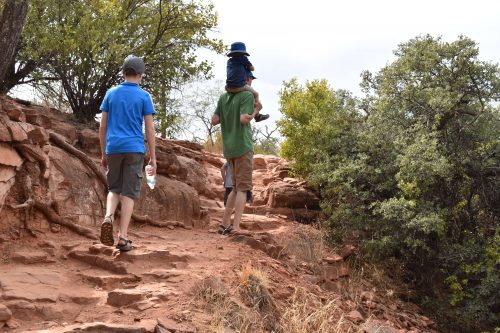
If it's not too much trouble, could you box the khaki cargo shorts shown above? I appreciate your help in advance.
[228,151,253,192]
[106,153,144,199]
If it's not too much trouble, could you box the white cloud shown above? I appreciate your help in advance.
[204,0,500,126]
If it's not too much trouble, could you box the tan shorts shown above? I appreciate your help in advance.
[228,151,253,192]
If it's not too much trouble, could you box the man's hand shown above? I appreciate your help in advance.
[240,113,254,124]
[101,155,107,169]
[148,158,157,176]
[211,114,220,126]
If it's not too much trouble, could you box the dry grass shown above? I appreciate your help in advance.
[279,226,325,264]
[203,139,223,154]
[238,263,273,311]
[192,276,261,333]
[279,288,355,333]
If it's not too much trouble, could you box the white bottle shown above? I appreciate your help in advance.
[145,165,156,189]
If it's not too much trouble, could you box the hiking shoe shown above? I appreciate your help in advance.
[100,215,114,246]
[254,114,269,122]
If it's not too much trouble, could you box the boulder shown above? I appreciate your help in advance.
[4,104,25,122]
[267,181,320,209]
[6,121,28,142]
[0,116,12,142]
[135,176,201,227]
[23,109,52,128]
[107,289,145,307]
[4,106,26,122]
[0,143,23,167]
[0,165,16,182]
[253,155,267,170]
[0,304,12,322]
[77,129,100,154]
[346,310,364,324]
[27,125,49,145]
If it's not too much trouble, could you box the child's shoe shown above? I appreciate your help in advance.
[254,114,269,122]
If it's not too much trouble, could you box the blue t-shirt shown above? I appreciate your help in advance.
[99,82,155,154]
[226,55,253,88]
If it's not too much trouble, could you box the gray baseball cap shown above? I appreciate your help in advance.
[122,55,145,74]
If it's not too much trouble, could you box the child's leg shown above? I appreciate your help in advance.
[241,85,260,105]
[225,86,246,93]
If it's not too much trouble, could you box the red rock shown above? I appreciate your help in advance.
[0,144,23,167]
[157,318,196,333]
[0,165,15,182]
[347,310,364,323]
[340,244,356,259]
[323,255,343,264]
[0,117,12,141]
[78,129,100,153]
[267,181,320,209]
[0,304,12,322]
[38,240,57,249]
[6,121,28,142]
[11,250,53,264]
[4,105,25,122]
[253,155,267,170]
[155,324,172,333]
[5,318,20,329]
[24,112,51,128]
[107,289,145,307]
[27,125,49,145]
[262,176,275,186]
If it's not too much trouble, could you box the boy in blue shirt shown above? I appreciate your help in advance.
[226,42,269,122]
[98,55,156,251]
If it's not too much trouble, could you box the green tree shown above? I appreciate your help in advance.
[278,36,500,332]
[21,0,223,121]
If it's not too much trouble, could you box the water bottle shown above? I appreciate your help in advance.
[145,165,156,189]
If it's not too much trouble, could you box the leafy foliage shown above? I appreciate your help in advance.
[20,0,224,120]
[278,35,500,332]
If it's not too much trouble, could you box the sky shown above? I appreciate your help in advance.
[204,0,500,128]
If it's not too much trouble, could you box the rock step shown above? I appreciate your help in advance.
[35,321,157,333]
[78,272,141,290]
[68,251,128,274]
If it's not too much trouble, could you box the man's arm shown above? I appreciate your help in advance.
[99,112,108,168]
[211,114,220,125]
[144,114,157,175]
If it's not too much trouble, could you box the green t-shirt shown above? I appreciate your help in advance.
[214,91,254,158]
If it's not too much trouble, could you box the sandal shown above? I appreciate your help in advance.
[116,236,133,252]
[100,215,114,246]
[218,224,227,234]
[222,225,234,235]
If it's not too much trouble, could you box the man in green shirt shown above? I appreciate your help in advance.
[212,89,258,234]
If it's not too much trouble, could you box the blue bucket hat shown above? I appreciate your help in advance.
[246,70,257,80]
[227,42,250,57]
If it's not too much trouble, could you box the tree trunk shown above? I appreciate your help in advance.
[72,100,100,121]
[0,0,29,94]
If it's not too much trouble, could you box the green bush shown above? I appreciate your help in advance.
[278,35,500,332]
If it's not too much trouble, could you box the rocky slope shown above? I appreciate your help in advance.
[0,96,438,332]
